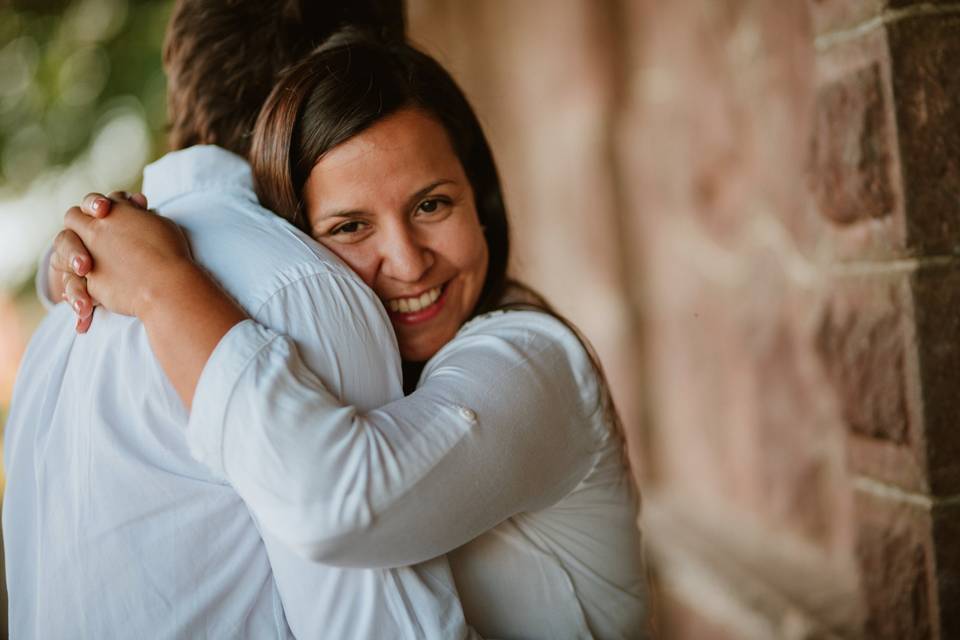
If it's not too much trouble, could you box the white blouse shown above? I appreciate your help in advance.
[188,309,648,639]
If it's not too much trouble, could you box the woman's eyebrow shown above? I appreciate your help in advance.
[315,179,457,223]
[319,208,361,220]
[405,179,455,209]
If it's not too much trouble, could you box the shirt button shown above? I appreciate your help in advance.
[457,406,477,423]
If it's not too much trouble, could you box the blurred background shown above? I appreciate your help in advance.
[0,0,171,431]
[3,1,960,638]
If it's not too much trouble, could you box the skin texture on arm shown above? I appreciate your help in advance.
[63,195,246,408]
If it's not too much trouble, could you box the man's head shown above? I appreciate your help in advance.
[162,0,405,157]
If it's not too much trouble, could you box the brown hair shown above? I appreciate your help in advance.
[162,0,405,156]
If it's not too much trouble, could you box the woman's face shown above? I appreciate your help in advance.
[303,108,489,362]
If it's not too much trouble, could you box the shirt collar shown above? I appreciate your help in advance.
[142,145,257,207]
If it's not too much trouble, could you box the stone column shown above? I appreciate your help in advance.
[810,2,960,637]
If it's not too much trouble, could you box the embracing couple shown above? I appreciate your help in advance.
[3,1,648,638]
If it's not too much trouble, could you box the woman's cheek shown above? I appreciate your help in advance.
[344,247,379,288]
[318,241,372,285]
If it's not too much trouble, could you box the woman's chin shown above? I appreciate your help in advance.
[398,340,440,363]
[396,326,456,363]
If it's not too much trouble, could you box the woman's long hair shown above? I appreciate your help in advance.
[249,29,630,467]
[250,28,508,317]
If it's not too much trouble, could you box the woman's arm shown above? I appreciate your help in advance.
[64,194,247,407]
[188,311,603,569]
[63,193,603,568]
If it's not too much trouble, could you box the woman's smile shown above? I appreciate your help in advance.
[385,283,445,320]
[303,108,489,361]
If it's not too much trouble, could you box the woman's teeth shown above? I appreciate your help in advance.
[388,287,442,313]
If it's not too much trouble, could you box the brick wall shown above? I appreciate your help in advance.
[408,1,960,638]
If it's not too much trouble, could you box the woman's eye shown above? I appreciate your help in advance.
[331,220,366,235]
[417,198,448,215]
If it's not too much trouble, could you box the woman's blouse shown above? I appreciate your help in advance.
[187,309,647,639]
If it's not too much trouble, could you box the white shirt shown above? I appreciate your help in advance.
[3,146,473,639]
[189,305,648,639]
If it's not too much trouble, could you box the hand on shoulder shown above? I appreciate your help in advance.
[59,190,193,321]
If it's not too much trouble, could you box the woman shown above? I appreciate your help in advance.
[58,30,647,638]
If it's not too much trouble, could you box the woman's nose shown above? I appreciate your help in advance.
[381,227,434,283]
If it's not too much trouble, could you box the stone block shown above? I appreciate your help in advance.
[811,10,960,261]
[809,25,909,263]
[854,489,960,639]
[808,62,895,227]
[815,263,960,498]
[814,240,960,502]
[887,15,960,256]
[854,490,934,640]
[814,271,914,445]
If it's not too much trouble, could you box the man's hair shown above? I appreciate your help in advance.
[162,0,405,157]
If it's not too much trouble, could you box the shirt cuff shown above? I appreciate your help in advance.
[186,318,278,481]
[35,244,58,311]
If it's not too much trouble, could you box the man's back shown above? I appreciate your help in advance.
[4,146,469,639]
[4,300,288,637]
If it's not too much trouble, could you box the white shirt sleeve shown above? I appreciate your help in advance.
[35,244,59,310]
[187,310,603,569]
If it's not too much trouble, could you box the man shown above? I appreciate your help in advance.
[3,2,473,637]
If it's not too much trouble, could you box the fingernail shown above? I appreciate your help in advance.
[72,257,84,273]
[72,299,83,313]
[94,197,108,213]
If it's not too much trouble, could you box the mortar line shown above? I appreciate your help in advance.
[853,475,960,508]
[829,254,960,277]
[814,3,960,52]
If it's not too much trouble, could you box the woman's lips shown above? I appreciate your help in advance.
[386,284,448,325]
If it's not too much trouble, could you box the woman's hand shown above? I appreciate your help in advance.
[49,190,147,332]
[63,191,191,319]
[63,190,248,408]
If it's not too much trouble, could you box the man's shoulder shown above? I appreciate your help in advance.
[157,191,367,317]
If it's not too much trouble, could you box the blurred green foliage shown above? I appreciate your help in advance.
[0,0,173,192]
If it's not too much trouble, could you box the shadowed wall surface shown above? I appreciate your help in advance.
[408,1,960,637]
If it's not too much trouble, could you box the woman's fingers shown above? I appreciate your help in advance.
[81,192,113,218]
[76,312,94,334]
[64,204,102,244]
[78,191,149,219]
[63,273,96,334]
[129,192,149,209]
[106,190,149,210]
[51,228,93,277]
[64,273,93,315]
